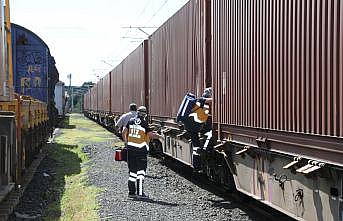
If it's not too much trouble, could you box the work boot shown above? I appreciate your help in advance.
[196,147,204,154]
[128,192,137,199]
[136,193,149,199]
[128,180,136,195]
[193,154,202,172]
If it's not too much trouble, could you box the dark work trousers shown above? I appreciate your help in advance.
[127,146,148,195]
[184,117,213,170]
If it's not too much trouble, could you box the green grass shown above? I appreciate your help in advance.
[44,114,120,220]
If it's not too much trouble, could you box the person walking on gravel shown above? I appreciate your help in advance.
[115,103,137,136]
[122,106,162,199]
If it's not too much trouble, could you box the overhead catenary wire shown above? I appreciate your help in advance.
[115,0,170,61]
[107,0,155,68]
[103,0,177,75]
[145,0,169,24]
[121,0,170,40]
[136,0,154,22]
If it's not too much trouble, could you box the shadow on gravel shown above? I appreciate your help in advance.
[57,116,76,129]
[9,143,82,220]
[43,143,81,219]
[159,156,294,221]
[208,199,239,209]
[159,157,273,220]
[131,198,180,207]
[145,175,169,180]
[61,124,76,129]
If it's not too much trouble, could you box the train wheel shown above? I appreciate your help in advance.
[204,150,235,192]
[222,159,235,192]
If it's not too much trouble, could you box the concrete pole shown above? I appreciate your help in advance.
[68,73,72,112]
[71,87,74,112]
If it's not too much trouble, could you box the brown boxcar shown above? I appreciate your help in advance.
[212,0,343,166]
[110,63,123,114]
[90,85,97,112]
[103,73,111,113]
[148,0,210,124]
[211,1,343,220]
[97,79,104,112]
[122,40,149,111]
[83,91,90,111]
[83,91,88,111]
[84,92,87,111]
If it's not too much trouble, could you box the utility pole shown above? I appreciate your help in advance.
[67,74,72,112]
[71,87,74,112]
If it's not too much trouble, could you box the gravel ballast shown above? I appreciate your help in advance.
[87,142,262,221]
[7,115,268,221]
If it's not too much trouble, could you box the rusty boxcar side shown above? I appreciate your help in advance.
[212,0,343,167]
[211,1,343,220]
[97,79,104,112]
[103,73,111,113]
[90,85,97,112]
[83,0,343,220]
[148,0,210,124]
[110,63,123,115]
[122,40,149,111]
[83,91,90,112]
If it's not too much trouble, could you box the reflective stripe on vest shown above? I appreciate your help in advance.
[128,124,148,148]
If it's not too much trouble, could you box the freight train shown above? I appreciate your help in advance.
[0,0,59,200]
[84,0,343,220]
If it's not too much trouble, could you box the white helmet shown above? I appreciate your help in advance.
[202,87,212,98]
[137,106,147,117]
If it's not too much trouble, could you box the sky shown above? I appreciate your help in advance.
[10,0,189,86]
